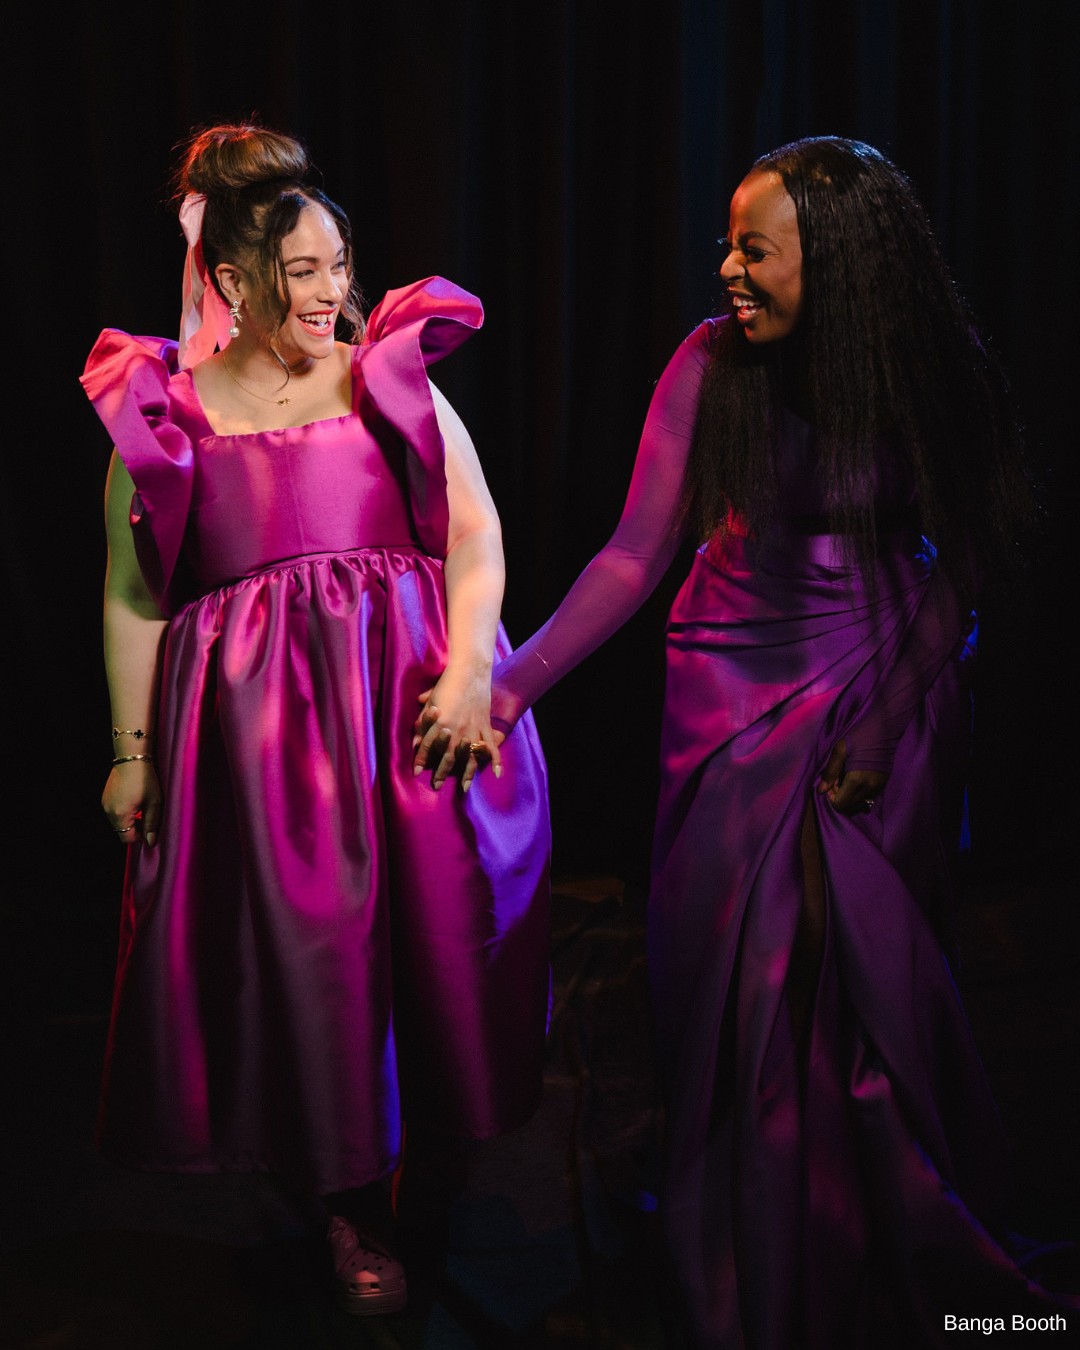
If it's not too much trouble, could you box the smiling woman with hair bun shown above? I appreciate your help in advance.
[81,121,550,1317]
[486,137,1078,1346]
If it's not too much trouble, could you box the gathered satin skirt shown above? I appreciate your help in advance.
[99,546,551,1193]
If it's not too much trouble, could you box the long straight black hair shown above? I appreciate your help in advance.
[682,137,1028,595]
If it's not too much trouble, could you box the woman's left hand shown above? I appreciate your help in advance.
[412,666,502,792]
[816,738,887,815]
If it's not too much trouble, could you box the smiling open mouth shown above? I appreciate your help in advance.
[731,295,762,321]
[298,313,335,333]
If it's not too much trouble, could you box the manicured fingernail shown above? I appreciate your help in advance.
[413,765,423,776]
[493,764,502,779]
[463,779,471,793]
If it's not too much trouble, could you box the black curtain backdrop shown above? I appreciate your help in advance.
[4,0,1078,992]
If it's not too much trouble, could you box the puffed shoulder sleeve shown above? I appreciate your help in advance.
[357,277,484,557]
[81,330,195,616]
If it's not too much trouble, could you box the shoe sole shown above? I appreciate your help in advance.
[336,1282,407,1316]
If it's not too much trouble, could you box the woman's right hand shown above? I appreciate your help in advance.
[816,738,887,816]
[103,760,163,847]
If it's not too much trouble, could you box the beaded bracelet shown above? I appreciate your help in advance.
[112,754,155,766]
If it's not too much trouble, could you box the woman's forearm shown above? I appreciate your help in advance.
[441,522,505,679]
[414,381,507,786]
[102,569,169,846]
[102,597,168,845]
[101,449,169,844]
[103,596,168,743]
[103,449,168,745]
[412,522,505,788]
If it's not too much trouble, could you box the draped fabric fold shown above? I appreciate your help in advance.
[652,535,1073,1347]
[80,332,191,616]
[360,276,484,556]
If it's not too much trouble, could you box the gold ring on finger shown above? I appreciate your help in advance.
[115,824,135,834]
[468,741,487,755]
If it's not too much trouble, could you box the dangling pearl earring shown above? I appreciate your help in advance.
[228,299,242,339]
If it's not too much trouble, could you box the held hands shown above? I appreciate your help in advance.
[103,759,163,847]
[412,665,503,792]
[816,738,887,816]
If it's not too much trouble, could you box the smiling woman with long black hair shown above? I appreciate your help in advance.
[472,138,1077,1347]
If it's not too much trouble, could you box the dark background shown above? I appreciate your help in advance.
[3,0,1078,1290]
[2,0,1080,1339]
[10,0,1080,884]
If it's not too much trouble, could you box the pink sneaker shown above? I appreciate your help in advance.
[327,1215,407,1315]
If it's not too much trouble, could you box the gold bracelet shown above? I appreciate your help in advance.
[112,754,154,766]
[112,727,147,740]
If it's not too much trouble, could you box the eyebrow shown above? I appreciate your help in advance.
[283,248,347,265]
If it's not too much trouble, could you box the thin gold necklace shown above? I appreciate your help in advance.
[221,350,291,405]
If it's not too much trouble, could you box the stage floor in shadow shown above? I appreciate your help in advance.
[2,871,1078,1348]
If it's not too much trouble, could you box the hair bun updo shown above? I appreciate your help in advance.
[178,123,310,198]
[174,121,364,347]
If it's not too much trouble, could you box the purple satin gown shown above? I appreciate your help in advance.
[81,278,551,1194]
[494,319,1077,1346]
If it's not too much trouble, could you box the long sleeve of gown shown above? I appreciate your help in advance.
[491,325,712,732]
[843,557,974,774]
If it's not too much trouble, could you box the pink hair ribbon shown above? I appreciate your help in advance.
[177,193,233,369]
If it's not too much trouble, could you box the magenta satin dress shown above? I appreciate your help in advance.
[81,278,551,1194]
[494,319,1077,1346]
